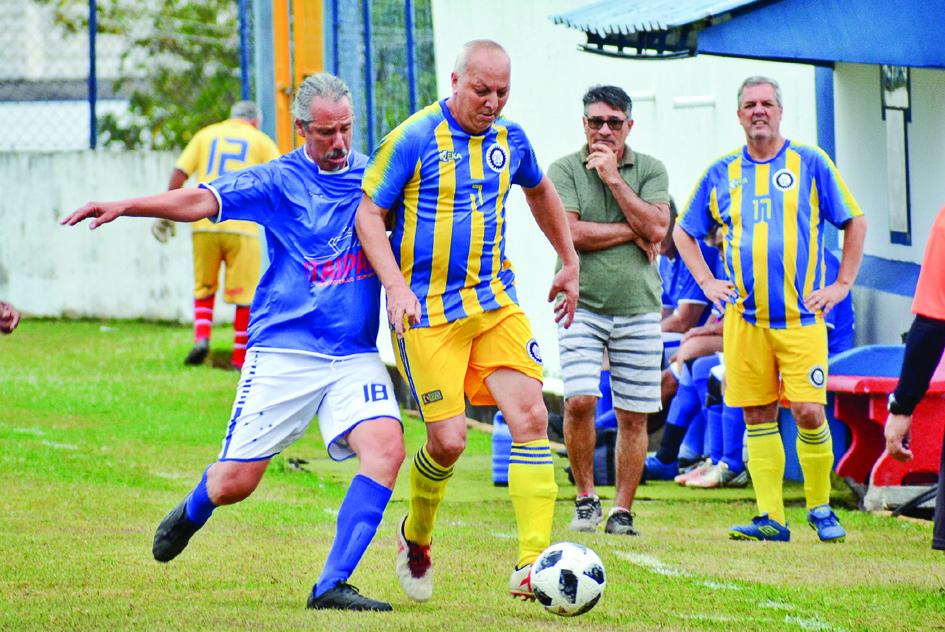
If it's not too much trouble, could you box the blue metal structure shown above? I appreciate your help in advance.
[87,0,97,149]
[552,0,945,69]
[405,0,418,114]
[237,0,251,101]
[252,0,277,141]
[362,0,375,151]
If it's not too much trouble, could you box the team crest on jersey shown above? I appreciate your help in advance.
[729,176,748,191]
[808,365,826,388]
[486,143,508,173]
[772,168,797,192]
[526,338,543,365]
[439,149,463,163]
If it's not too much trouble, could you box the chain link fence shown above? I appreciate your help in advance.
[0,0,434,153]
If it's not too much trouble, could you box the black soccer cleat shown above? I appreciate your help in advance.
[184,339,210,366]
[152,499,202,562]
[307,582,393,612]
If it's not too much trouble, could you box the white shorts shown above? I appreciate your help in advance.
[557,308,663,414]
[219,349,402,462]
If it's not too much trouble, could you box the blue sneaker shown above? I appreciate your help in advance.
[807,505,846,543]
[644,454,678,481]
[728,514,791,542]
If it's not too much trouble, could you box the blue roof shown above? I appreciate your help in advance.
[551,0,945,69]
[551,0,760,37]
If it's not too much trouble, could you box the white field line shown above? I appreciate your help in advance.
[615,551,844,630]
[12,427,45,436]
[40,440,78,450]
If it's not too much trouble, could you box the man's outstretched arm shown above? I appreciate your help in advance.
[61,188,219,230]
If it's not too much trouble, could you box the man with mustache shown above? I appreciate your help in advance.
[152,100,280,370]
[674,76,867,542]
[547,85,670,536]
[62,73,405,611]
[355,39,579,602]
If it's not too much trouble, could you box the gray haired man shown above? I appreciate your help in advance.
[549,84,670,536]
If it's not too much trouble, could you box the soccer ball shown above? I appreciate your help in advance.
[530,542,606,617]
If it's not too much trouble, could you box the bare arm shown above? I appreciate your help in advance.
[60,188,219,230]
[354,193,421,337]
[673,224,737,313]
[522,177,580,327]
[804,215,868,314]
[586,143,669,243]
[567,212,637,252]
[167,168,188,191]
[661,302,709,333]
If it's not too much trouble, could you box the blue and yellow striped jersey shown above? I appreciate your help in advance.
[362,99,544,327]
[678,140,862,329]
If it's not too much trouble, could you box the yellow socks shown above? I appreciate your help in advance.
[404,445,453,546]
[508,439,558,568]
[796,421,833,509]
[745,421,786,524]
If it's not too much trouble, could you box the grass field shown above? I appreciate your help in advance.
[1,320,944,630]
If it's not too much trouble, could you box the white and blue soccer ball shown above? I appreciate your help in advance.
[531,541,606,617]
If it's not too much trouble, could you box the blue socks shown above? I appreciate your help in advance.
[705,404,723,463]
[314,474,392,598]
[185,467,217,526]
[721,405,747,474]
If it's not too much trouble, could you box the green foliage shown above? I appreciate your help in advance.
[38,0,241,150]
[2,320,944,630]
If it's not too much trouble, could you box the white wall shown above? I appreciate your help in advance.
[431,0,816,377]
[0,151,195,322]
[835,63,945,264]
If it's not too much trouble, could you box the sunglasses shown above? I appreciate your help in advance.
[585,116,627,131]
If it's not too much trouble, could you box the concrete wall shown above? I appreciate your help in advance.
[0,151,196,322]
[431,0,816,377]
[834,63,945,264]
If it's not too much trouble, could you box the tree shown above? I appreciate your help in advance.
[39,0,241,150]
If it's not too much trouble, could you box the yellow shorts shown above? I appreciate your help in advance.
[192,232,260,305]
[722,309,828,407]
[393,304,544,422]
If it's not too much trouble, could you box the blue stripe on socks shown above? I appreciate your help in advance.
[185,466,216,526]
[314,474,392,598]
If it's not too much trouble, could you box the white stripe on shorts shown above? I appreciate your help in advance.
[557,308,663,413]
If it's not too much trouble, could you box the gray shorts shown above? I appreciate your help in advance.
[557,308,663,413]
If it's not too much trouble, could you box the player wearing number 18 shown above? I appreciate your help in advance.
[674,76,867,543]
[61,73,405,611]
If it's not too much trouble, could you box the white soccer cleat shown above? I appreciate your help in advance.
[395,516,433,602]
[509,564,535,601]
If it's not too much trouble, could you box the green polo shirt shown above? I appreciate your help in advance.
[548,144,669,316]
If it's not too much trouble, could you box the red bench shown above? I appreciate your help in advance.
[828,345,945,487]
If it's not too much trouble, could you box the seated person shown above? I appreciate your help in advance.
[659,202,719,407]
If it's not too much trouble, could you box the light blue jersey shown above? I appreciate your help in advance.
[660,240,719,327]
[203,148,380,357]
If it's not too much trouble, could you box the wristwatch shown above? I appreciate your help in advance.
[887,393,909,415]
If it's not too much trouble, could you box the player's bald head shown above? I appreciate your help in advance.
[453,40,509,78]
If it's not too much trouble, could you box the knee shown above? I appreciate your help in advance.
[428,431,466,463]
[378,437,406,474]
[565,395,597,421]
[791,403,825,429]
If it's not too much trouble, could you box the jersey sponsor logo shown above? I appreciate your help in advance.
[772,168,797,192]
[526,338,543,365]
[303,248,376,286]
[729,176,748,191]
[486,143,508,173]
[421,389,444,404]
[439,149,463,163]
[327,227,354,256]
[808,365,826,388]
